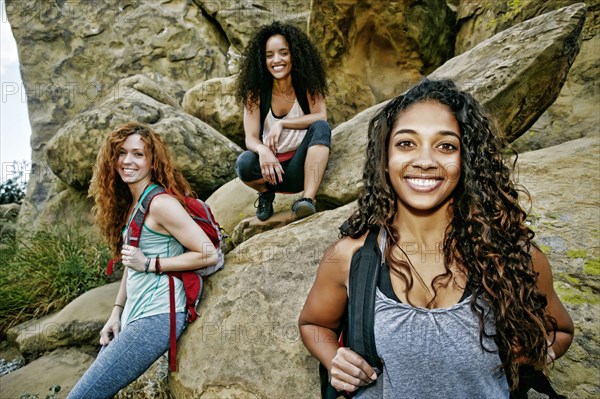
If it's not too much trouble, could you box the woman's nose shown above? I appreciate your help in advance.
[411,148,438,170]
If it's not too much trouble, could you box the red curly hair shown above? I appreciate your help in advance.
[89,122,193,257]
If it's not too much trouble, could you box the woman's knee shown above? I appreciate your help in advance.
[307,120,332,147]
[236,151,261,181]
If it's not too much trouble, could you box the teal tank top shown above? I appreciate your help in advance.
[121,187,186,327]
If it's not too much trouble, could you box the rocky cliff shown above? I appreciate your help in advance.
[1,1,598,398]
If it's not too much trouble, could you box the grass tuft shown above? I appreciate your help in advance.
[0,222,111,339]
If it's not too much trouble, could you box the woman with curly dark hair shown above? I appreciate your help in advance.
[68,122,219,399]
[236,21,331,221]
[298,79,573,397]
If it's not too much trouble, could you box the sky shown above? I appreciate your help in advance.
[0,0,32,183]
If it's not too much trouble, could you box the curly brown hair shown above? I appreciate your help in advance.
[89,122,192,257]
[236,21,328,108]
[342,79,556,389]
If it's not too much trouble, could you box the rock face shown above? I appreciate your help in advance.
[196,0,311,51]
[454,0,582,54]
[309,0,456,125]
[182,75,245,147]
[7,282,119,358]
[0,203,21,238]
[318,3,586,208]
[206,178,304,241]
[170,202,357,398]
[513,137,600,399]
[45,75,242,198]
[454,1,600,152]
[5,0,231,221]
[514,6,599,151]
[3,1,598,398]
[0,347,95,399]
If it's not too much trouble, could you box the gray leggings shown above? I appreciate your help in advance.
[67,312,186,399]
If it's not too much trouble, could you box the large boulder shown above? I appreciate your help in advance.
[182,75,245,147]
[453,1,599,153]
[45,75,242,198]
[206,178,302,242]
[514,7,599,152]
[454,0,582,54]
[0,348,95,399]
[170,201,356,398]
[196,0,311,51]
[309,0,456,125]
[7,282,119,358]
[514,137,600,399]
[318,3,586,208]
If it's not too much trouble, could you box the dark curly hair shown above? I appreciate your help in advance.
[342,79,556,389]
[236,21,328,108]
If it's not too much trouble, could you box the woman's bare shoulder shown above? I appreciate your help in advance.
[322,232,370,272]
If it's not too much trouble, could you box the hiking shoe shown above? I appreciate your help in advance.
[292,197,316,219]
[255,190,275,221]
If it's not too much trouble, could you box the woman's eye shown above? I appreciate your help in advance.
[439,143,458,152]
[396,140,414,148]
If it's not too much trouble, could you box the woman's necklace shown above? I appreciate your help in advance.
[273,87,296,103]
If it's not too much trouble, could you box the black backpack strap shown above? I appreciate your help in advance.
[510,366,567,399]
[293,81,311,116]
[259,85,273,139]
[347,227,384,374]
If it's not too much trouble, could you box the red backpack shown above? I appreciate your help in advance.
[108,184,225,371]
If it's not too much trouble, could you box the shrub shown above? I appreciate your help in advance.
[0,177,26,204]
[0,222,111,338]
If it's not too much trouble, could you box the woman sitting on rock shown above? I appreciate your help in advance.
[236,21,331,221]
[68,122,219,399]
[298,79,573,397]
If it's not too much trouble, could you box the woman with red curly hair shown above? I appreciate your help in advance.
[68,122,219,399]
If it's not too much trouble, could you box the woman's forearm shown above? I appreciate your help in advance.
[299,323,340,372]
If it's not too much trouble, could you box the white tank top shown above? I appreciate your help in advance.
[262,99,307,160]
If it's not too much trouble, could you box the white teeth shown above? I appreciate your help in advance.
[407,178,438,187]
[273,65,284,71]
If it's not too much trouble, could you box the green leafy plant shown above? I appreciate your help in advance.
[0,176,26,204]
[0,221,111,338]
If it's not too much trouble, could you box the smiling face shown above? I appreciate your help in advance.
[265,34,292,80]
[387,100,461,213]
[116,133,152,187]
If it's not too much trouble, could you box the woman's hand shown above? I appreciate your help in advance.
[265,120,283,154]
[99,312,121,346]
[121,245,147,272]
[257,146,284,185]
[329,347,378,392]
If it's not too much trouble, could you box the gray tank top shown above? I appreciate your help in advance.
[355,231,510,398]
